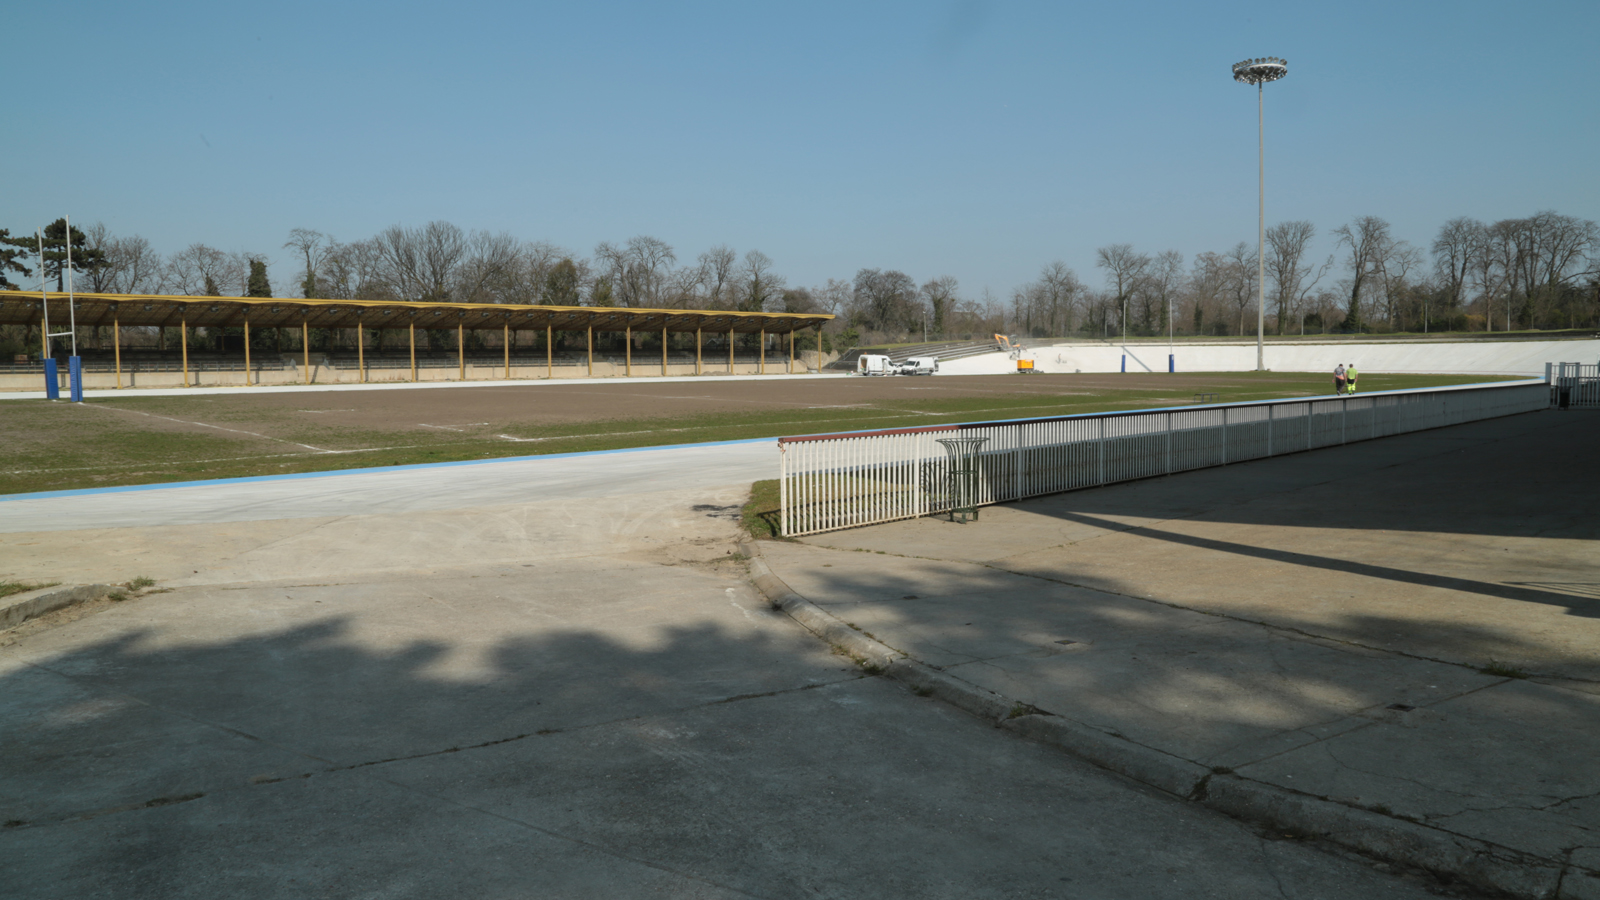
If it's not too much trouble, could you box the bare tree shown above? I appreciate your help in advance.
[1486,219,1527,330]
[1223,242,1258,335]
[505,241,567,306]
[374,221,468,302]
[1010,282,1045,337]
[1142,251,1185,338]
[77,224,165,295]
[738,250,781,312]
[1037,262,1083,336]
[455,231,522,304]
[1432,217,1483,317]
[663,260,707,308]
[1188,251,1229,336]
[699,245,737,308]
[1095,244,1150,339]
[1265,221,1323,334]
[284,229,330,298]
[167,243,242,296]
[1375,240,1424,329]
[1467,225,1506,332]
[1332,216,1392,331]
[595,236,676,307]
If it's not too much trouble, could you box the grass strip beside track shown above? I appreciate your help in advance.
[1,373,1518,495]
[0,581,60,600]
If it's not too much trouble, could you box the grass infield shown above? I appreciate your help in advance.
[1,372,1521,496]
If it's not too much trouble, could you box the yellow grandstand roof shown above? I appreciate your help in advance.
[0,291,833,334]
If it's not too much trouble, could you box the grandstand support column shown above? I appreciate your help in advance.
[789,329,794,374]
[181,316,190,387]
[409,322,417,382]
[760,329,765,374]
[586,326,593,377]
[816,324,822,372]
[661,327,667,376]
[113,316,122,389]
[546,325,552,378]
[457,322,464,381]
[243,316,252,386]
[302,320,310,385]
[728,328,734,374]
[357,319,366,383]
[503,323,509,379]
[625,326,632,377]
[696,329,702,375]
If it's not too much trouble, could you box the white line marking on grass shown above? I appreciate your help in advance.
[419,423,489,432]
[81,404,334,452]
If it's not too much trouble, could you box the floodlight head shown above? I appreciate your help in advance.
[1232,56,1287,85]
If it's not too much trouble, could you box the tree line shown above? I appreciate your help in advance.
[1009,211,1599,341]
[3,210,1596,361]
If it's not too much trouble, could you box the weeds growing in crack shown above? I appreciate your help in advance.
[1480,660,1530,679]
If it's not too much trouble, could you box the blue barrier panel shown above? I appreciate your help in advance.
[1168,353,1175,373]
[1120,354,1126,373]
[43,358,59,399]
[69,355,83,402]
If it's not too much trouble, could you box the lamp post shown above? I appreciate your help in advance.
[1232,56,1287,373]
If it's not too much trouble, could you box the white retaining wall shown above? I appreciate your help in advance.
[936,339,1600,378]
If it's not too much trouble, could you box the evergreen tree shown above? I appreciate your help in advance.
[247,259,272,297]
[0,229,32,289]
[7,219,106,290]
[543,258,581,305]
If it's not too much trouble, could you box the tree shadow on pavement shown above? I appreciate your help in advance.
[0,610,1450,900]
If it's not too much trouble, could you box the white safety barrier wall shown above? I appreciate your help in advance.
[1549,362,1600,408]
[778,380,1550,537]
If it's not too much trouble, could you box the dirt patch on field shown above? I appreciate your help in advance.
[97,374,1297,431]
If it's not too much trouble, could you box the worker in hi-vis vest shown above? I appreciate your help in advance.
[1346,364,1358,394]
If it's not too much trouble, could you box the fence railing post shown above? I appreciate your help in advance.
[779,442,788,537]
[1165,412,1172,474]
[1097,417,1106,485]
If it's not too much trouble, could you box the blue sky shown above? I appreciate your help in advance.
[9,0,1598,300]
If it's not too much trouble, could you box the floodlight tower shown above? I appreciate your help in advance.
[1232,56,1287,372]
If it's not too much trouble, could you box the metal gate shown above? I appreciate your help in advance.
[1549,362,1600,409]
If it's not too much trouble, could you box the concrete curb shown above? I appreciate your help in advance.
[0,584,116,630]
[738,540,1587,900]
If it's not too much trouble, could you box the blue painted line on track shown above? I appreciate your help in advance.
[0,436,773,503]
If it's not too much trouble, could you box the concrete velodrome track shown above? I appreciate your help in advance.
[0,439,775,533]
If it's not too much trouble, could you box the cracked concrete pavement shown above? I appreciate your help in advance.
[759,409,1600,896]
[1,445,1445,897]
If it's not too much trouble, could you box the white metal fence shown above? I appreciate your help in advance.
[1549,362,1600,409]
[778,380,1551,537]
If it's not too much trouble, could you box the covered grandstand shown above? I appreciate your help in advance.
[0,290,833,388]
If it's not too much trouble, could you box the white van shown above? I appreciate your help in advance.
[857,354,893,376]
[897,356,939,376]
